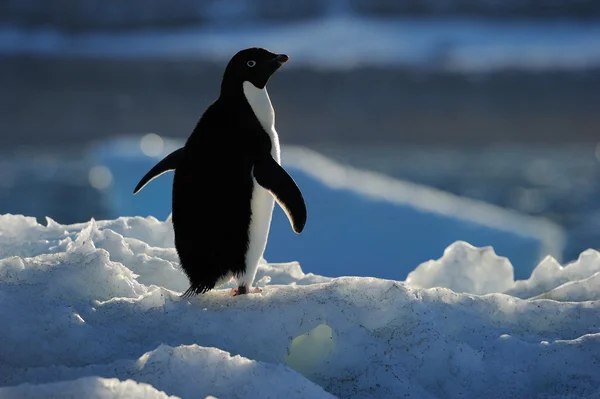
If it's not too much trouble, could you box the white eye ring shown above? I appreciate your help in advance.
[246,60,256,67]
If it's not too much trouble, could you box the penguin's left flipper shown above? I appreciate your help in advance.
[253,155,307,234]
[133,147,184,194]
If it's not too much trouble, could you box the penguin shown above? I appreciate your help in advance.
[133,47,307,297]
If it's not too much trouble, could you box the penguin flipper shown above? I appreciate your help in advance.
[133,147,184,194]
[253,155,307,233]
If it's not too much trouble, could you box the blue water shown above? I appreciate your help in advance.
[315,144,600,264]
[266,166,545,280]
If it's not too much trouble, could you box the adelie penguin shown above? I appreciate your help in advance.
[133,47,307,297]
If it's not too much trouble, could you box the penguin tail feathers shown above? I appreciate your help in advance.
[181,286,196,298]
[180,284,213,298]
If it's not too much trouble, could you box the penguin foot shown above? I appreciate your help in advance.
[229,286,262,296]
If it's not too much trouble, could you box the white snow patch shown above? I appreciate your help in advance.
[255,259,332,286]
[1,214,600,398]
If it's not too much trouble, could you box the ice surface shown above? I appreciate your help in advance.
[94,137,565,281]
[1,16,599,72]
[1,214,600,398]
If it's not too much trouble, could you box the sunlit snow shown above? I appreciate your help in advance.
[1,214,599,398]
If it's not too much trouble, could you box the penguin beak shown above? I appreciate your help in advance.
[274,54,289,65]
[268,54,289,73]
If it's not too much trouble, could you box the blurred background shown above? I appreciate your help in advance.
[0,0,599,277]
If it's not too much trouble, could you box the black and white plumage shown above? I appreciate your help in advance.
[133,47,306,296]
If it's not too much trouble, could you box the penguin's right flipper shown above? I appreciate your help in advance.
[133,147,184,194]
[253,155,307,234]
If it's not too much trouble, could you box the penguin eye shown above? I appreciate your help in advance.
[246,60,256,68]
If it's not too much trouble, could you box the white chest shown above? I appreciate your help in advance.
[242,81,280,162]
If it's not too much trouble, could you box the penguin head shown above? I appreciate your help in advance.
[221,47,289,93]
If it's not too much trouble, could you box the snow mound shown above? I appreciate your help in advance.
[0,344,333,399]
[506,249,600,300]
[0,377,178,399]
[1,214,600,399]
[406,240,514,294]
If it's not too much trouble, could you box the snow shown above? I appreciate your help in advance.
[0,377,178,399]
[505,249,600,301]
[1,213,600,398]
[93,137,565,281]
[1,16,600,72]
[405,241,514,295]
